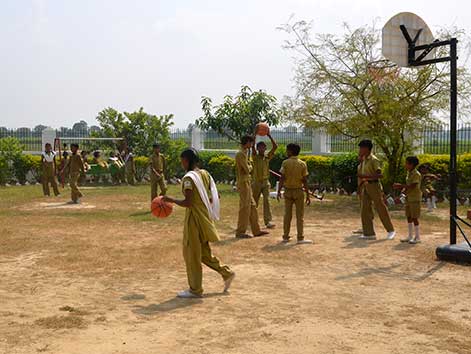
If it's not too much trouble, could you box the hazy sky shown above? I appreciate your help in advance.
[1,0,469,129]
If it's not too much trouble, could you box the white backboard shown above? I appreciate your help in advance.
[382,12,435,67]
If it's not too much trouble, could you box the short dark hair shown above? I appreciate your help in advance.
[256,141,266,148]
[153,143,160,148]
[241,135,255,145]
[62,151,69,158]
[358,139,373,150]
[71,143,79,148]
[406,156,419,167]
[93,151,100,158]
[180,148,199,172]
[45,143,51,147]
[286,143,301,156]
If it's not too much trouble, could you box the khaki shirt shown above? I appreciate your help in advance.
[252,152,273,182]
[406,168,422,202]
[150,153,165,173]
[69,153,85,174]
[235,148,252,184]
[360,153,381,176]
[280,156,308,189]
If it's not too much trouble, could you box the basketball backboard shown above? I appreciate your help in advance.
[382,12,435,67]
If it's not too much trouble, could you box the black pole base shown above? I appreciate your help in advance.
[436,243,471,264]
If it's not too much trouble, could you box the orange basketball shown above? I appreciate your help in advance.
[256,122,270,136]
[151,196,173,218]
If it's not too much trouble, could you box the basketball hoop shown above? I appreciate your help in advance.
[382,12,467,262]
[367,60,400,86]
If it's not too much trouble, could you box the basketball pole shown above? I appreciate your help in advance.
[400,25,459,245]
[449,38,458,244]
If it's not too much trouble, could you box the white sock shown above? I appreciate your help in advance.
[427,198,433,211]
[414,225,420,240]
[431,196,437,208]
[408,223,413,238]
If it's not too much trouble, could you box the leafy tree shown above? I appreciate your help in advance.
[95,107,177,157]
[33,125,47,133]
[280,21,471,187]
[72,120,89,133]
[196,85,282,142]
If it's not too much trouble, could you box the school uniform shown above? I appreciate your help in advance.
[150,153,167,200]
[182,169,233,296]
[235,148,262,237]
[421,173,436,195]
[124,153,136,185]
[69,153,85,202]
[406,168,422,219]
[252,152,274,226]
[360,153,395,236]
[41,151,60,196]
[281,156,308,241]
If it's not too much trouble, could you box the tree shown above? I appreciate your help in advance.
[95,107,176,157]
[72,120,89,133]
[196,85,282,142]
[280,20,471,187]
[33,125,47,133]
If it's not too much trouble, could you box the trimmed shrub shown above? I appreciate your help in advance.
[198,150,226,171]
[13,154,37,184]
[300,155,332,187]
[330,153,359,192]
[208,155,235,182]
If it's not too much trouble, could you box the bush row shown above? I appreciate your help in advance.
[2,151,470,195]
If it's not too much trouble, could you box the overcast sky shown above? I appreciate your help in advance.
[1,0,469,129]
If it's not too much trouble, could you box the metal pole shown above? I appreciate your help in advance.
[450,38,458,244]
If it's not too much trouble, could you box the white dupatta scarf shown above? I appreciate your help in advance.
[184,170,220,221]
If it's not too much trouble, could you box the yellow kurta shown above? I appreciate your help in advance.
[182,170,219,245]
[181,169,233,295]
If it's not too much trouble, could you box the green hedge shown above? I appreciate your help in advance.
[208,155,235,182]
[4,151,471,194]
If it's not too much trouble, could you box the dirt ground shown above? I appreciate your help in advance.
[1,184,470,354]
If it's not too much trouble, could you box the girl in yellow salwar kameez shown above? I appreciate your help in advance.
[163,149,235,298]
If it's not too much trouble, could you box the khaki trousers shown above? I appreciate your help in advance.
[283,188,305,240]
[361,182,394,236]
[69,172,83,202]
[236,180,261,236]
[252,180,272,225]
[183,227,233,296]
[42,171,60,196]
[150,176,167,200]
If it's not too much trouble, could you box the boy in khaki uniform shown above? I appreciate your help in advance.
[277,143,312,244]
[41,143,60,197]
[69,144,85,204]
[235,135,269,239]
[124,147,136,185]
[394,156,422,244]
[357,140,396,240]
[251,133,277,228]
[149,143,167,200]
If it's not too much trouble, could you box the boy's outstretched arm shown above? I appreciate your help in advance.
[267,134,278,158]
